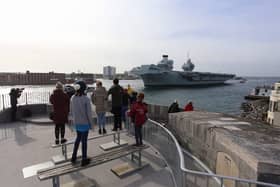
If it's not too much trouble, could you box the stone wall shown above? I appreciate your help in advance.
[168,111,280,186]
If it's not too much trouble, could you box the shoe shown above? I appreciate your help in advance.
[132,143,139,146]
[103,128,107,134]
[98,129,102,134]
[71,157,76,164]
[81,158,91,166]
[112,128,117,131]
[61,138,67,144]
[55,139,59,145]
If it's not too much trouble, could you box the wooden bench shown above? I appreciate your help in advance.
[38,144,149,187]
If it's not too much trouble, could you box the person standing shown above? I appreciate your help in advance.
[9,88,23,121]
[70,80,93,166]
[127,84,134,96]
[92,81,107,134]
[128,93,148,146]
[50,82,70,144]
[108,78,123,131]
[168,100,180,113]
[184,101,194,112]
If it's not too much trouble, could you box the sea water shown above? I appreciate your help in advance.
[0,77,279,115]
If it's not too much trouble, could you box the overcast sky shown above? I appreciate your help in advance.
[0,0,279,76]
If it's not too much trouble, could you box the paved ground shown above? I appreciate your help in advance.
[0,118,174,187]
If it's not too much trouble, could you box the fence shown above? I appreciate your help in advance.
[127,119,280,187]
[0,92,51,111]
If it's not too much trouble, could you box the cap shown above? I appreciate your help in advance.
[56,81,63,89]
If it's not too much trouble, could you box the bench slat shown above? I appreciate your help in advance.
[38,144,149,180]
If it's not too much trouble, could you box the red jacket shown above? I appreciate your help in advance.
[184,103,193,112]
[129,101,148,126]
[50,89,70,124]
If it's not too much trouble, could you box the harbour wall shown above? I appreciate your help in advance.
[168,111,280,186]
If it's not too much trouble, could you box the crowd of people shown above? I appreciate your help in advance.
[9,79,194,167]
[168,100,194,113]
[49,79,147,166]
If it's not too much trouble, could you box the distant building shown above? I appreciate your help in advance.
[267,82,280,127]
[103,66,116,79]
[0,71,65,85]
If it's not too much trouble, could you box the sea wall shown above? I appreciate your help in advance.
[168,111,280,186]
[0,104,47,123]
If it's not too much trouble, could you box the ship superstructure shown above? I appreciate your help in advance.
[131,55,235,87]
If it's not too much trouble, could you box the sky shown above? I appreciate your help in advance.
[0,0,279,76]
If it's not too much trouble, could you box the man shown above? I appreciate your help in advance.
[108,78,123,131]
[9,88,23,121]
[168,100,180,113]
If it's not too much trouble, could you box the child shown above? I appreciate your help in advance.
[128,92,148,146]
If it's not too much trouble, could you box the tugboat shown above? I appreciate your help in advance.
[244,85,272,100]
[131,55,235,87]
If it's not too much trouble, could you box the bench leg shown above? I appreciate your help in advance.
[138,150,142,167]
[131,151,142,167]
[52,176,60,187]
[62,144,67,160]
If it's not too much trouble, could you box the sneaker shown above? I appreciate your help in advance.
[81,158,91,166]
[103,128,107,134]
[61,138,67,144]
[98,129,102,134]
[55,139,59,145]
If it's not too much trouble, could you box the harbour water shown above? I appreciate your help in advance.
[0,77,279,115]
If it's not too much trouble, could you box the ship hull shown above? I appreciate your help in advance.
[140,71,235,87]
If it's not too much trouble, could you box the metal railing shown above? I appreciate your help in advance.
[127,119,280,187]
[0,92,51,111]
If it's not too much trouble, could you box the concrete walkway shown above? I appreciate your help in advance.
[0,117,174,187]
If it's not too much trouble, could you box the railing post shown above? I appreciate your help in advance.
[25,93,28,105]
[2,94,5,110]
[182,172,186,187]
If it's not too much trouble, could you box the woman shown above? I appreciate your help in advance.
[70,80,93,166]
[92,81,107,134]
[50,82,69,145]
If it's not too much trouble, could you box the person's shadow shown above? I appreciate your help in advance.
[14,122,35,146]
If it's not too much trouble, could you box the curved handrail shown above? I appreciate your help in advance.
[147,119,280,187]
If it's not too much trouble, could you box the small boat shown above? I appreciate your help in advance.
[244,85,272,100]
[240,78,247,83]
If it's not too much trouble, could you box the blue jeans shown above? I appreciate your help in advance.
[97,112,106,129]
[72,131,89,160]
